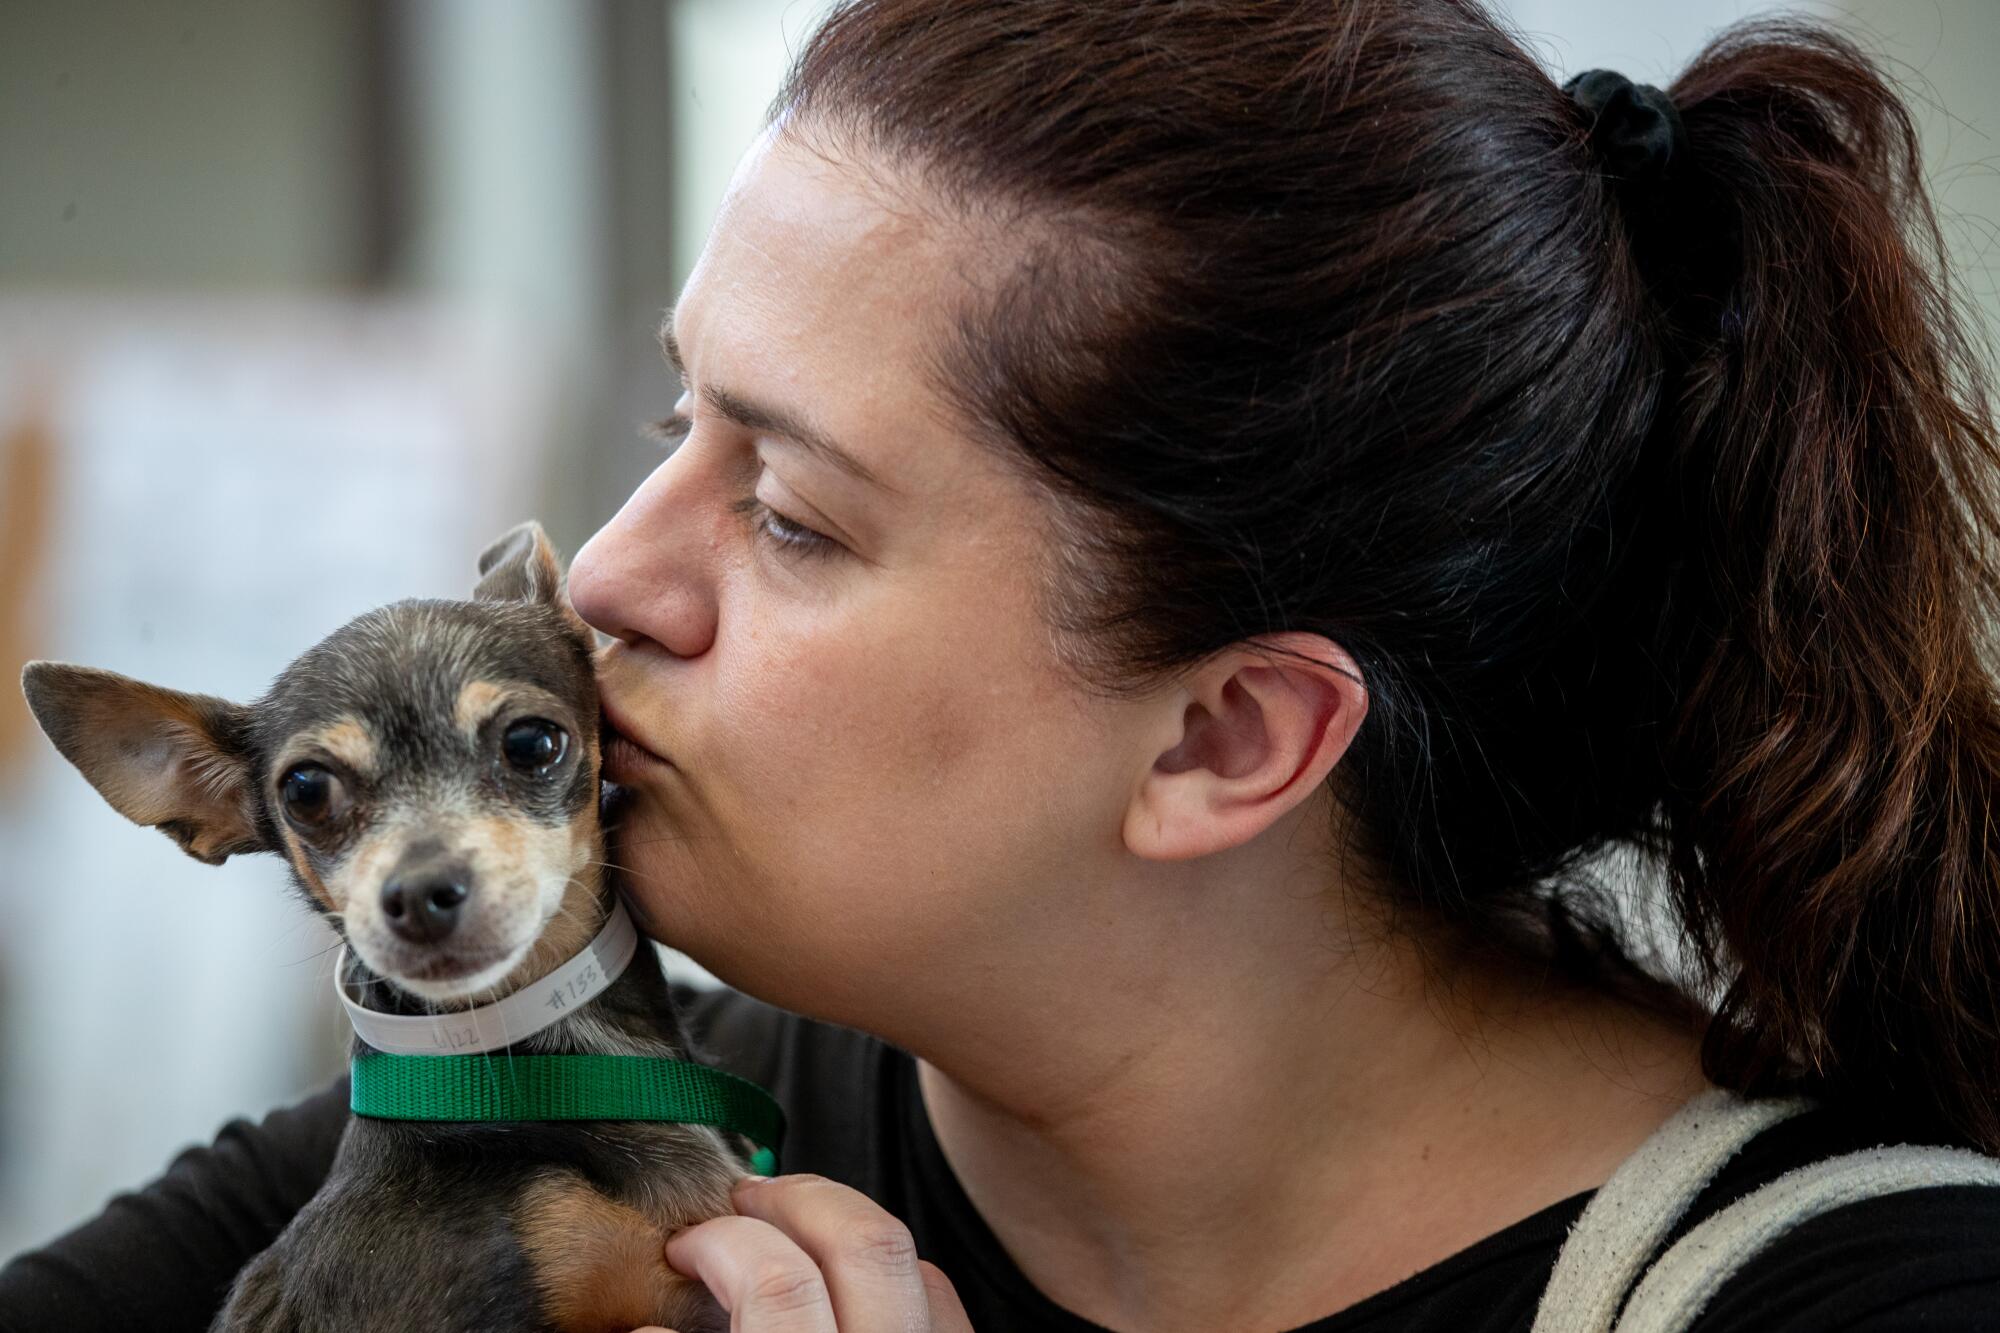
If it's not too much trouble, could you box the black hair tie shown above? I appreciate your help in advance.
[1562,69,1686,184]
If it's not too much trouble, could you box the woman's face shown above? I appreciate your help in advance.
[567,127,1152,1025]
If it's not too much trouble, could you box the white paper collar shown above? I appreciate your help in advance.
[336,896,640,1055]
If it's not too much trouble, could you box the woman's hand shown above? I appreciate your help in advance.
[636,1173,974,1332]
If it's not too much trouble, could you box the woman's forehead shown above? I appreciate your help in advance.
[676,130,1005,500]
[692,130,958,358]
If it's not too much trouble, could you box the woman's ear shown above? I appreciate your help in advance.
[1122,631,1366,861]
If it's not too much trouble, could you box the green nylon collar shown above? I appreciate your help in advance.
[350,1051,785,1176]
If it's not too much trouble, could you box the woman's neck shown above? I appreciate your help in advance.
[906,817,1710,1332]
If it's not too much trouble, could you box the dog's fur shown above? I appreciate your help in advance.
[22,523,740,1333]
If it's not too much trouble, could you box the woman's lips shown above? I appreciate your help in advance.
[600,705,672,781]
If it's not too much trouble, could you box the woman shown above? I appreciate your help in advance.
[7,1,2000,1329]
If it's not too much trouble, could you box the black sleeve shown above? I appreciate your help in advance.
[0,1074,350,1333]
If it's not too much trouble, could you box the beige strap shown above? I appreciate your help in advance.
[1531,1088,1814,1333]
[1612,1143,2000,1333]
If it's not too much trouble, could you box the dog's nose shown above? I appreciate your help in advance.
[381,876,469,944]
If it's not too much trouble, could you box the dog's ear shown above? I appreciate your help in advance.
[473,520,594,644]
[20,661,269,865]
[474,520,563,604]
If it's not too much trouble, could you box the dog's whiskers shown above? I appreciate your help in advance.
[603,832,707,851]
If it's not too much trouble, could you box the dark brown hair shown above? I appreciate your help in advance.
[772,1,2000,1149]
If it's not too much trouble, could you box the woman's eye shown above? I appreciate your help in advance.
[501,719,569,774]
[279,764,349,829]
[730,496,842,560]
[639,412,843,560]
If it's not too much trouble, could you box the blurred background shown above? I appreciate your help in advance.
[0,0,1995,1259]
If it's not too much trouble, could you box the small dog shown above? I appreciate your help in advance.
[22,522,744,1333]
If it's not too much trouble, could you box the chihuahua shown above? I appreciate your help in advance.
[21,522,744,1333]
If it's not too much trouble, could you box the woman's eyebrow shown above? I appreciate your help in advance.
[657,313,897,496]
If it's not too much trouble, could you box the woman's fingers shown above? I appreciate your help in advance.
[918,1260,973,1328]
[728,1173,932,1328]
[663,1173,972,1330]
[665,1214,840,1332]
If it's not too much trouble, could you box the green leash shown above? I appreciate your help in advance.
[351,1051,785,1176]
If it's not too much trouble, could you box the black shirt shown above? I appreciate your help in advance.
[4,983,2000,1331]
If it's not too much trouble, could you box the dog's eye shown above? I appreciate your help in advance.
[501,719,568,775]
[280,764,348,828]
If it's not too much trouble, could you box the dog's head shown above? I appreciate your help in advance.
[21,521,606,1002]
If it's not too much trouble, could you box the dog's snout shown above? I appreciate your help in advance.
[381,875,469,944]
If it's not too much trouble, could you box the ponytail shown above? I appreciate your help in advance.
[1645,21,2000,1147]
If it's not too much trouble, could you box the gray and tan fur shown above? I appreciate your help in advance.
[21,522,742,1333]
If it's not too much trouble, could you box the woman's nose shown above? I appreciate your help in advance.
[568,457,719,658]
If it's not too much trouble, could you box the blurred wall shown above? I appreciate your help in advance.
[1826,0,2000,353]
[0,0,371,287]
